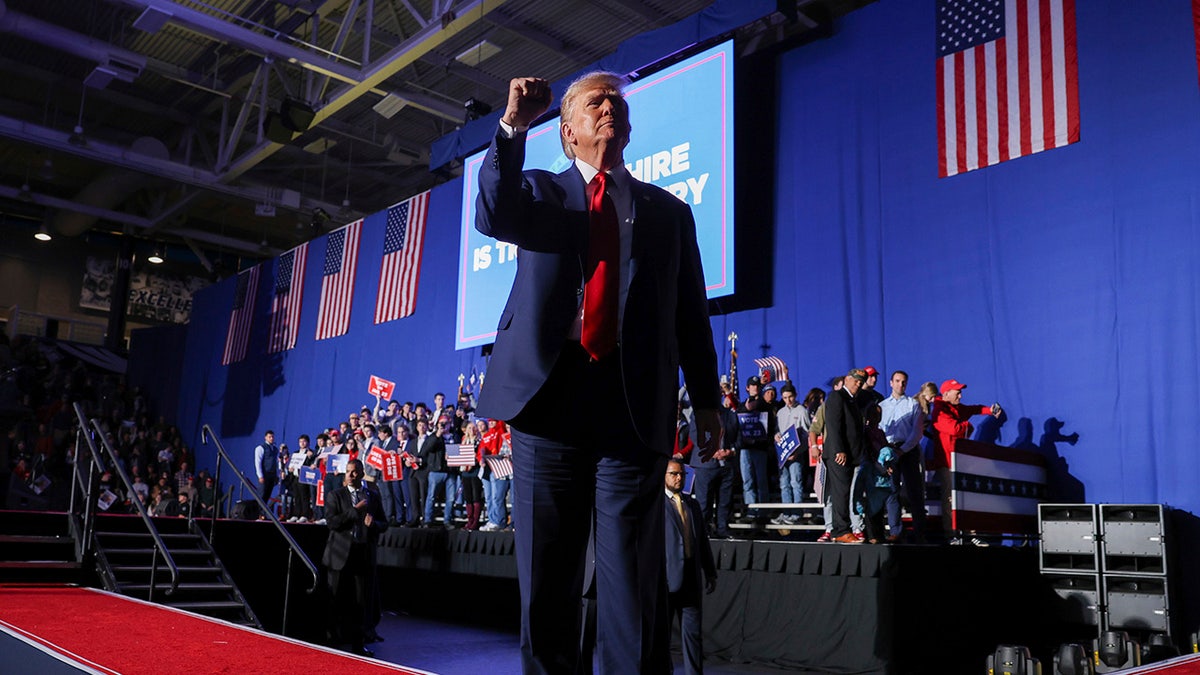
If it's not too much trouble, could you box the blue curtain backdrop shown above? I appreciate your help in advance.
[168,0,1200,518]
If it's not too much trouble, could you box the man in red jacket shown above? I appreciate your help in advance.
[930,379,1001,543]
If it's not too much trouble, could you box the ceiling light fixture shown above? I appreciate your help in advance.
[147,244,164,265]
[34,224,52,242]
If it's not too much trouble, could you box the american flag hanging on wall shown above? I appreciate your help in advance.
[221,265,260,366]
[374,191,430,324]
[267,243,308,353]
[936,0,1079,177]
[315,220,362,341]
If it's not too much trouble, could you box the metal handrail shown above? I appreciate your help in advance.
[87,415,180,598]
[69,403,115,558]
[201,424,319,635]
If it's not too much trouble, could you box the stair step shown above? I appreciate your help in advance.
[122,582,234,592]
[0,534,74,545]
[111,565,216,573]
[165,600,245,611]
[102,548,210,556]
[0,557,81,566]
[96,532,201,541]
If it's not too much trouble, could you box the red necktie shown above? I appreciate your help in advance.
[582,172,618,360]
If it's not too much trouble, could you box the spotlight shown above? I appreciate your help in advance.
[68,124,87,147]
[464,97,492,122]
[1053,643,1092,675]
[147,245,164,265]
[986,645,1040,675]
[34,224,52,242]
[1093,631,1140,672]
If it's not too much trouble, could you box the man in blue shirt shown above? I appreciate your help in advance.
[878,371,926,542]
[253,430,279,505]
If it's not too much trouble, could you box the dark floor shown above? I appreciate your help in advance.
[364,610,795,674]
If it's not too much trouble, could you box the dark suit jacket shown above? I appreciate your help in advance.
[414,434,446,472]
[474,130,720,454]
[664,491,716,595]
[321,483,387,571]
[823,388,865,464]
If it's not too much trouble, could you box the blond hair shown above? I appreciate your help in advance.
[559,71,628,159]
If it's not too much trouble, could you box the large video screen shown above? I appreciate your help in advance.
[455,40,735,350]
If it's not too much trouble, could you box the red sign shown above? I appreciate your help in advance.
[368,374,395,400]
[315,479,324,506]
[365,447,387,470]
[382,453,401,481]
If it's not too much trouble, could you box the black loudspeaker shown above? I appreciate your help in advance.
[1052,643,1092,675]
[230,499,260,521]
[986,645,1041,675]
[1105,575,1170,633]
[263,113,296,144]
[280,97,316,132]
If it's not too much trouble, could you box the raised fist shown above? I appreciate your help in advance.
[502,77,553,129]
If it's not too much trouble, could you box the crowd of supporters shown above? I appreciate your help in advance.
[264,390,514,532]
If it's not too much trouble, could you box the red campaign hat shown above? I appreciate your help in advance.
[329,430,340,438]
[940,379,967,395]
[864,366,878,377]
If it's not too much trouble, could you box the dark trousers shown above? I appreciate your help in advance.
[260,473,278,505]
[668,565,704,675]
[408,469,428,525]
[326,547,370,649]
[825,456,854,537]
[690,464,733,536]
[895,448,926,538]
[508,343,669,675]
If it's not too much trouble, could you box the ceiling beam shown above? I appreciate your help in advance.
[222,0,506,182]
[0,182,276,255]
[0,113,351,219]
[106,0,366,85]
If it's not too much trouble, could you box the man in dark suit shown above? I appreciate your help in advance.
[322,459,387,656]
[823,369,867,544]
[475,73,722,674]
[415,419,450,527]
[664,460,717,675]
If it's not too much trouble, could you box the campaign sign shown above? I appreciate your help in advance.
[382,453,402,481]
[456,40,736,350]
[315,479,324,506]
[368,374,395,400]
[287,453,306,473]
[365,447,387,471]
[328,453,349,474]
[776,425,801,469]
[298,467,320,485]
[738,412,768,443]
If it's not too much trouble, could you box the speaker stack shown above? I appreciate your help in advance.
[1038,503,1174,637]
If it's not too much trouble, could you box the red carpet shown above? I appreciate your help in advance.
[1128,654,1200,674]
[0,584,432,675]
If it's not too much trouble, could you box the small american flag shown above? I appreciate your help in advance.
[375,191,430,324]
[221,265,260,366]
[315,220,362,340]
[267,243,308,353]
[753,356,789,384]
[936,0,1079,177]
[446,443,477,468]
[485,455,513,480]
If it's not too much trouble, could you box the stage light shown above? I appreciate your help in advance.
[464,97,492,122]
[147,245,164,265]
[986,644,1040,675]
[34,224,52,242]
[1052,643,1092,675]
[1141,633,1178,664]
[1092,631,1140,672]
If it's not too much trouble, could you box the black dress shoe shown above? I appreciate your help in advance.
[350,646,374,657]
